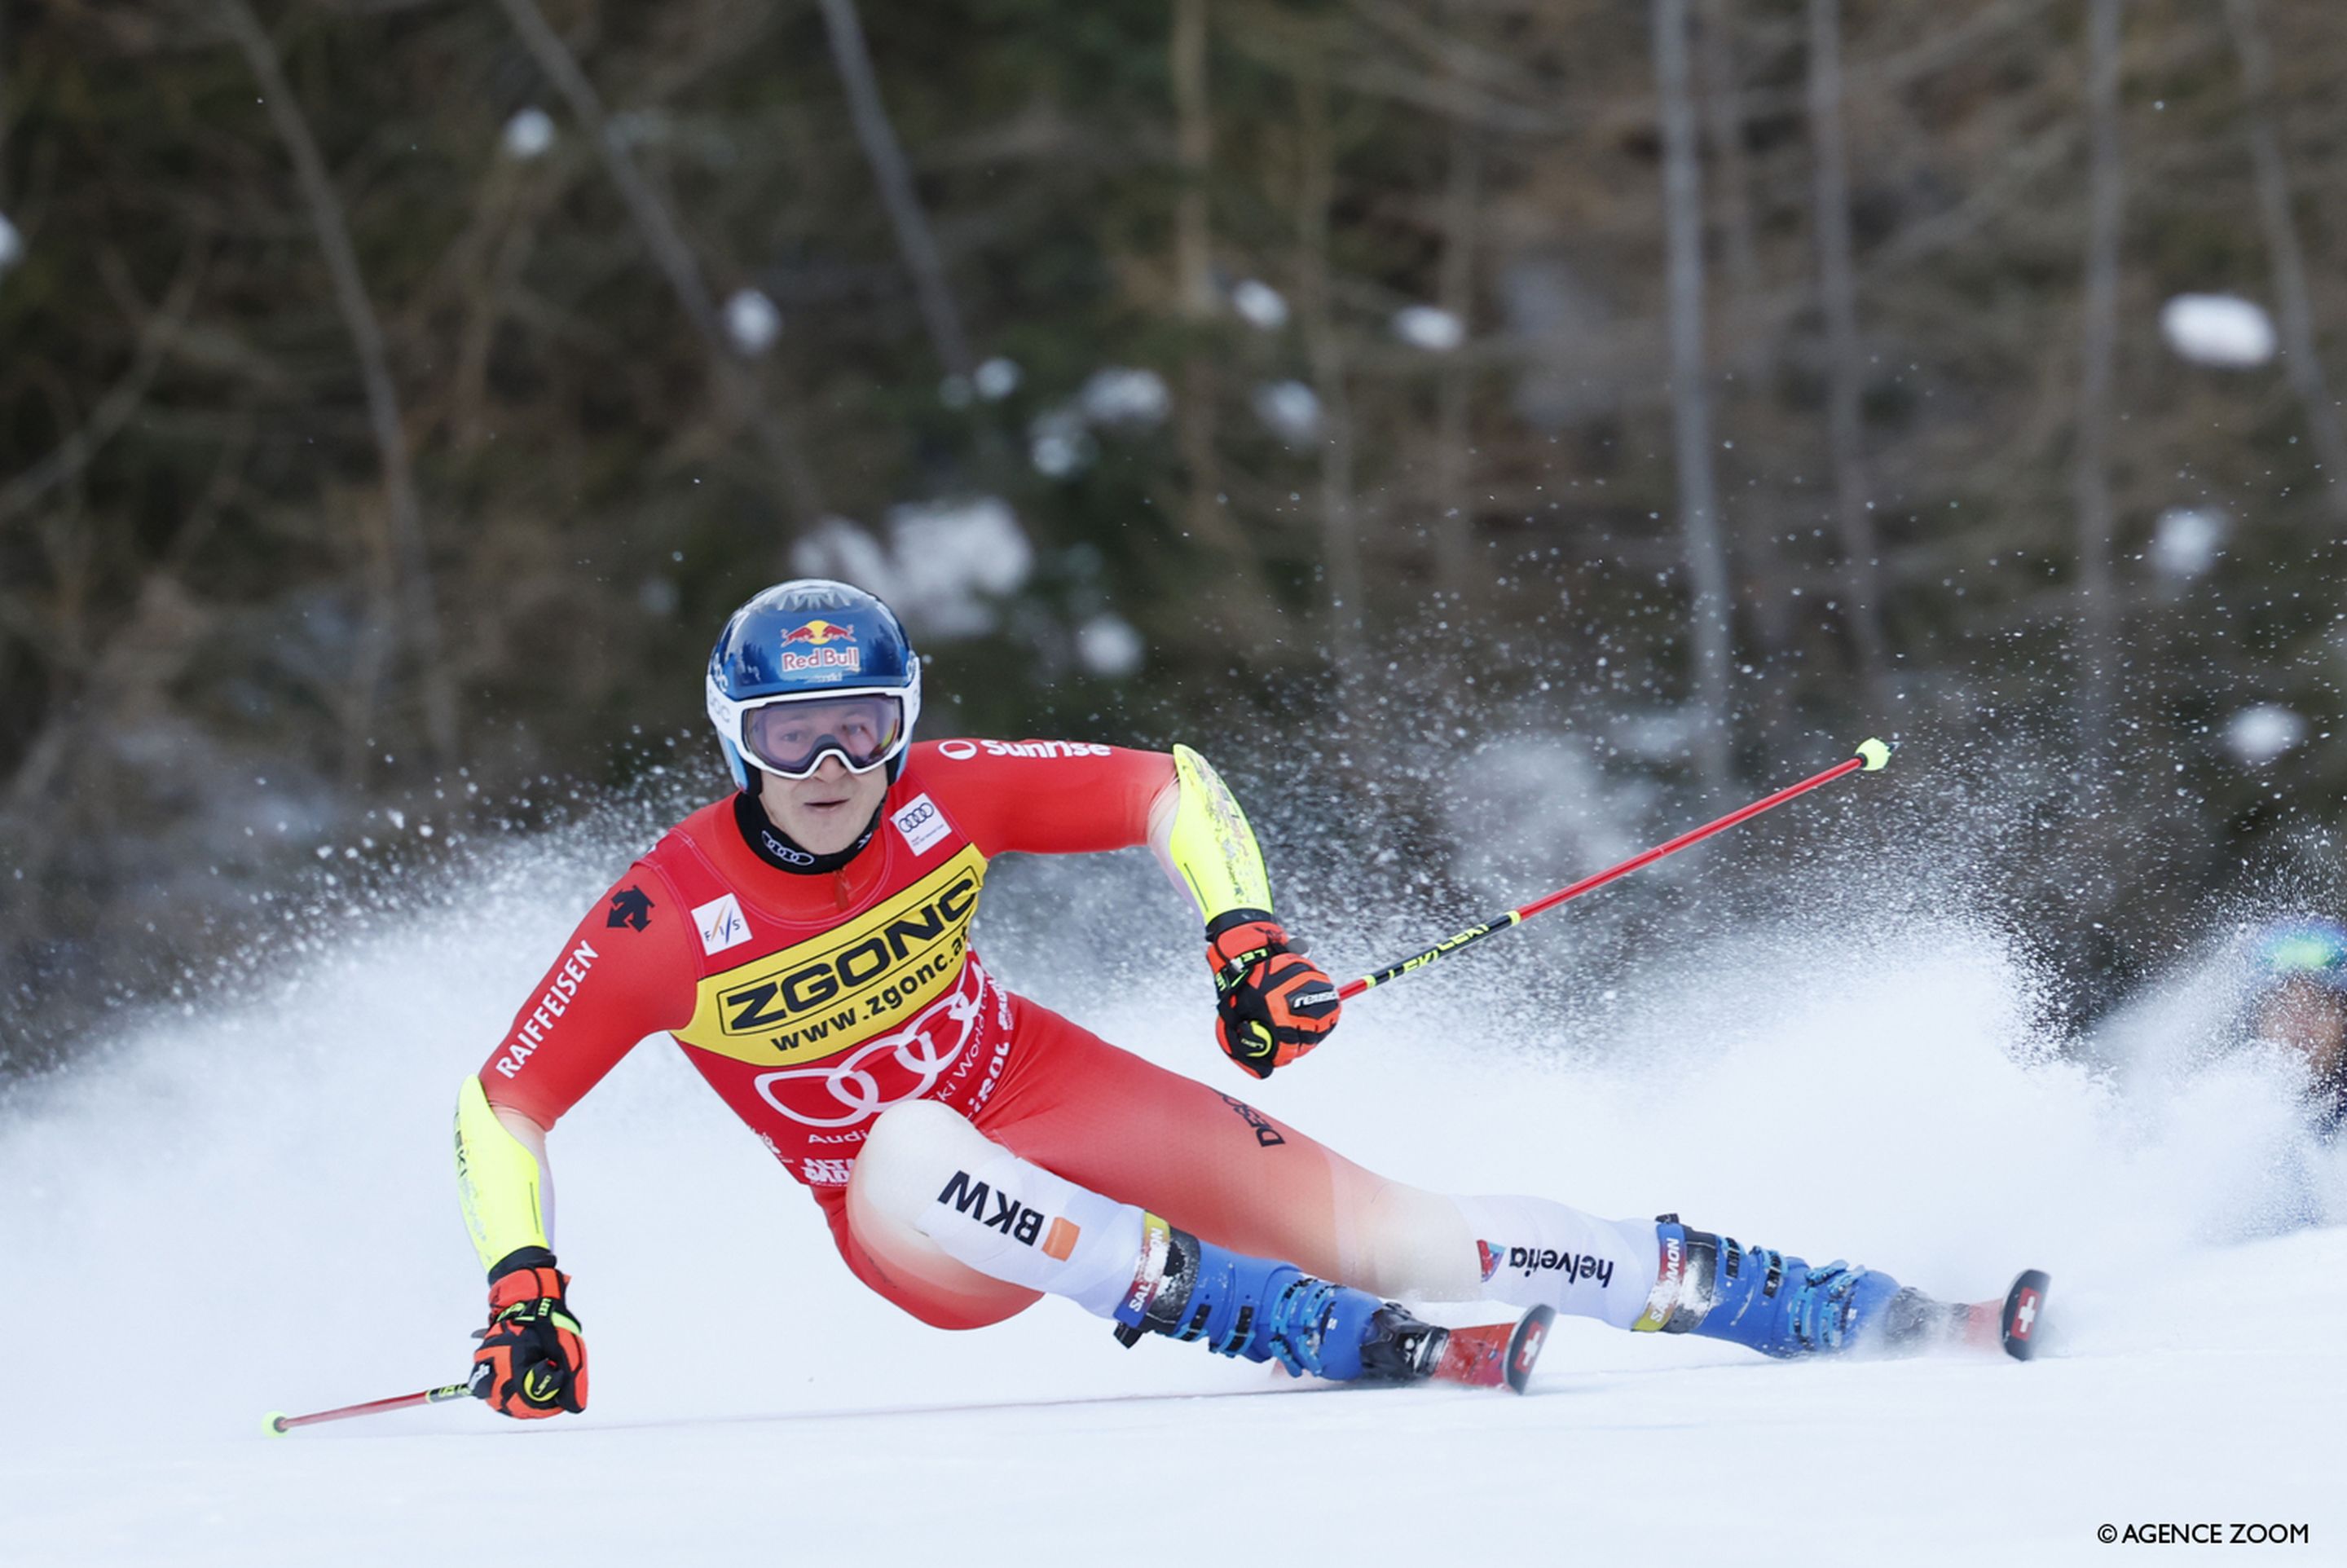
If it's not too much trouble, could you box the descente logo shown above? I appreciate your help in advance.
[936,738,1112,761]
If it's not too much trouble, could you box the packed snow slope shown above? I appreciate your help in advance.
[2,817,2340,1567]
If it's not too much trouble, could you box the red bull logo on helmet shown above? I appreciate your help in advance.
[778,618,862,676]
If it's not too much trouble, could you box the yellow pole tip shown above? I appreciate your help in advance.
[1855,738,1893,772]
[263,1412,290,1438]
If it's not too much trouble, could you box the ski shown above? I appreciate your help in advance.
[1429,1303,1554,1393]
[1889,1268,2051,1361]
[1988,1268,2051,1360]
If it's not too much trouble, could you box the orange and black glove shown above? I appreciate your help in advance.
[1206,910,1342,1078]
[469,1248,588,1420]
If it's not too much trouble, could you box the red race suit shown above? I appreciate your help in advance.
[478,739,1381,1328]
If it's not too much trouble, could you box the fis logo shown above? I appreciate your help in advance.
[936,1170,1082,1259]
[781,619,856,646]
[693,892,753,956]
[1477,1240,1505,1283]
[1497,1244,1615,1288]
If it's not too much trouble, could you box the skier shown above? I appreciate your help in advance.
[2246,918,2347,1139]
[457,579,1985,1419]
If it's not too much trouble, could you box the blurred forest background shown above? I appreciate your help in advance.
[6,0,2347,1066]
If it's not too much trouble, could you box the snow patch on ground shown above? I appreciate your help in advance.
[974,357,1023,401]
[500,108,556,161]
[1231,279,1289,330]
[788,501,1031,637]
[1,819,2340,1564]
[1252,379,1320,440]
[721,288,782,356]
[1393,304,1465,351]
[2152,506,2226,580]
[1076,368,1169,427]
[2160,293,2276,368]
[1074,614,1144,678]
[2226,703,2305,765]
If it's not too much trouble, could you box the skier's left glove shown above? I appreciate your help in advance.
[1206,910,1341,1078]
[469,1249,589,1419]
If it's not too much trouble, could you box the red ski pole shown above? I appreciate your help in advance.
[1337,738,1894,1002]
[264,1380,476,1436]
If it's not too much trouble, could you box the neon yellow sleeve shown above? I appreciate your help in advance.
[453,1074,550,1272]
[1164,744,1275,925]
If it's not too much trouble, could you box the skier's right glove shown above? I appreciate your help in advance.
[469,1248,589,1419]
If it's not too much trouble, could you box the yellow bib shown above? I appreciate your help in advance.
[673,845,989,1067]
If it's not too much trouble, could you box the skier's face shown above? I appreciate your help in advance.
[2255,976,2347,1088]
[757,751,888,855]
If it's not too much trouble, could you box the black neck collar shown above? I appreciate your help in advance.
[732,790,883,875]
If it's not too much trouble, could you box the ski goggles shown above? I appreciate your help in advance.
[729,691,910,779]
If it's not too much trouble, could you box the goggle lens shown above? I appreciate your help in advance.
[741,694,905,777]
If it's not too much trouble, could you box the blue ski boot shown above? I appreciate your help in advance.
[1635,1215,1916,1358]
[1111,1216,1442,1382]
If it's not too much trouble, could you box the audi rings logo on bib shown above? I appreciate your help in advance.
[754,962,988,1127]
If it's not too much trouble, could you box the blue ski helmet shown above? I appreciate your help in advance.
[705,579,923,791]
[2253,918,2347,993]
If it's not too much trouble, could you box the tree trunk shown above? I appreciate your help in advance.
[817,0,972,381]
[1698,0,1794,753]
[493,0,825,524]
[1,2,11,205]
[1299,51,1365,672]
[2221,0,2347,524]
[0,254,202,530]
[1698,0,1759,302]
[1173,0,1214,323]
[1171,0,1249,556]
[1807,0,1891,706]
[1432,23,1482,603]
[2072,0,2124,754]
[221,0,457,773]
[1652,0,1735,786]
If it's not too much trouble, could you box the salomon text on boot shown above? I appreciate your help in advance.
[1110,1216,1446,1382]
[1631,1215,1918,1358]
